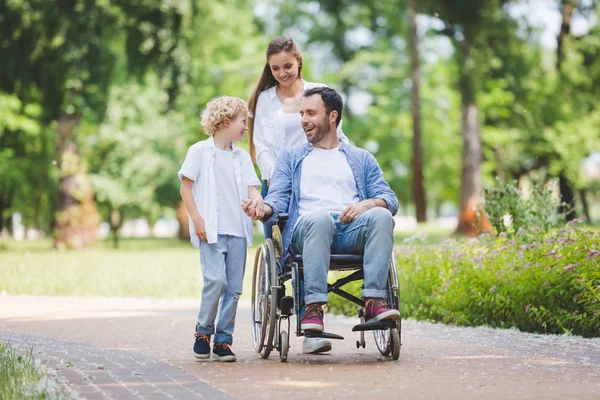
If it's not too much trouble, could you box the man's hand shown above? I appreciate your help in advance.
[339,200,376,224]
[192,216,207,242]
[242,198,265,220]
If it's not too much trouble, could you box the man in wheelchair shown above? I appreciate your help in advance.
[243,86,400,355]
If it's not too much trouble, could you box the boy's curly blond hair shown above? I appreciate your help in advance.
[200,96,249,135]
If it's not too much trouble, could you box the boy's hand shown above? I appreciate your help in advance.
[241,198,265,220]
[192,216,207,242]
[252,198,265,220]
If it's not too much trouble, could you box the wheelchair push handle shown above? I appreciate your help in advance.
[276,213,289,230]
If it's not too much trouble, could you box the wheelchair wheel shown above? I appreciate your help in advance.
[373,256,401,357]
[391,328,400,360]
[279,330,289,362]
[251,243,267,352]
[260,239,278,359]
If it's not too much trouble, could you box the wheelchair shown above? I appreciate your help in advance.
[251,213,401,362]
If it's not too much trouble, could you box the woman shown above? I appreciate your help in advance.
[248,36,347,186]
[248,36,348,355]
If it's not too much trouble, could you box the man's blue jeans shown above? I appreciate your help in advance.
[291,208,395,305]
[196,234,246,345]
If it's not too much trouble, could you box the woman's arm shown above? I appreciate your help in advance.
[253,94,278,180]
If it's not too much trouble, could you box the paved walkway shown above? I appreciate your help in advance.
[1,296,600,399]
[2,334,231,400]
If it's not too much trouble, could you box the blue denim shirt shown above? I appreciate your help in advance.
[263,142,399,262]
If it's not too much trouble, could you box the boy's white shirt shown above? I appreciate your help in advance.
[178,136,260,248]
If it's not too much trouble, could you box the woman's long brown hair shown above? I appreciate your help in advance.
[248,36,303,162]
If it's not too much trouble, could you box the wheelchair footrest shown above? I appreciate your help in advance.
[351,320,397,332]
[304,330,344,340]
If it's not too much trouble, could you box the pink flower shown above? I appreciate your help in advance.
[520,243,540,250]
[490,286,496,293]
[525,304,531,312]
[587,250,599,259]
[544,250,557,257]
[564,263,580,272]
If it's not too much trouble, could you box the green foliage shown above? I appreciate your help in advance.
[83,78,184,229]
[398,224,600,337]
[329,224,600,338]
[483,178,563,236]
[0,342,67,400]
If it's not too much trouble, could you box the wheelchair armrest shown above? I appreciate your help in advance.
[276,213,289,230]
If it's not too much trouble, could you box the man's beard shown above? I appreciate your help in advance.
[306,116,330,144]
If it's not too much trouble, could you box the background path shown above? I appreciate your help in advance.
[1,296,599,399]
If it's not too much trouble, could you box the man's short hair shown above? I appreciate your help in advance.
[303,87,343,127]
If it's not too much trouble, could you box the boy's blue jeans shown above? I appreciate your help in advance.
[291,208,395,305]
[196,234,246,345]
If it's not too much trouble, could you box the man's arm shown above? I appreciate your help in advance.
[339,152,398,224]
[261,149,293,225]
[364,152,399,215]
[339,198,387,224]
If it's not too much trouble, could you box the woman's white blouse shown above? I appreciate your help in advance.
[253,80,349,180]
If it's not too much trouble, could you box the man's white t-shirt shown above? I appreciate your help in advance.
[214,148,245,238]
[298,146,359,218]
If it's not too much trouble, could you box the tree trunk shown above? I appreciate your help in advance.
[454,37,491,235]
[555,0,580,219]
[557,0,580,70]
[0,187,5,234]
[53,113,100,250]
[408,0,427,223]
[109,207,123,249]
[177,201,190,241]
[0,186,13,236]
[558,174,577,221]
[579,189,590,222]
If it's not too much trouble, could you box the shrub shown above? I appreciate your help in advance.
[328,222,600,338]
[482,178,563,237]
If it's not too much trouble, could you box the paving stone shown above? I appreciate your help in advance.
[0,333,233,400]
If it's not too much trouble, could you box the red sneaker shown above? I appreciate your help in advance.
[364,298,400,323]
[301,303,324,332]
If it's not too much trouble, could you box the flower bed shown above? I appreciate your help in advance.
[328,222,600,338]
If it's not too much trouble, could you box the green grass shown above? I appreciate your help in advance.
[0,342,67,400]
[0,237,260,300]
[0,226,452,300]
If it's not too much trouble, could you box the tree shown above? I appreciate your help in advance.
[0,0,189,247]
[85,80,183,248]
[407,0,427,222]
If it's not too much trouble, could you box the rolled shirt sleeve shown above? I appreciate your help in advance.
[178,144,202,182]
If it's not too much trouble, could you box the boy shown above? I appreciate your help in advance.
[179,96,264,362]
